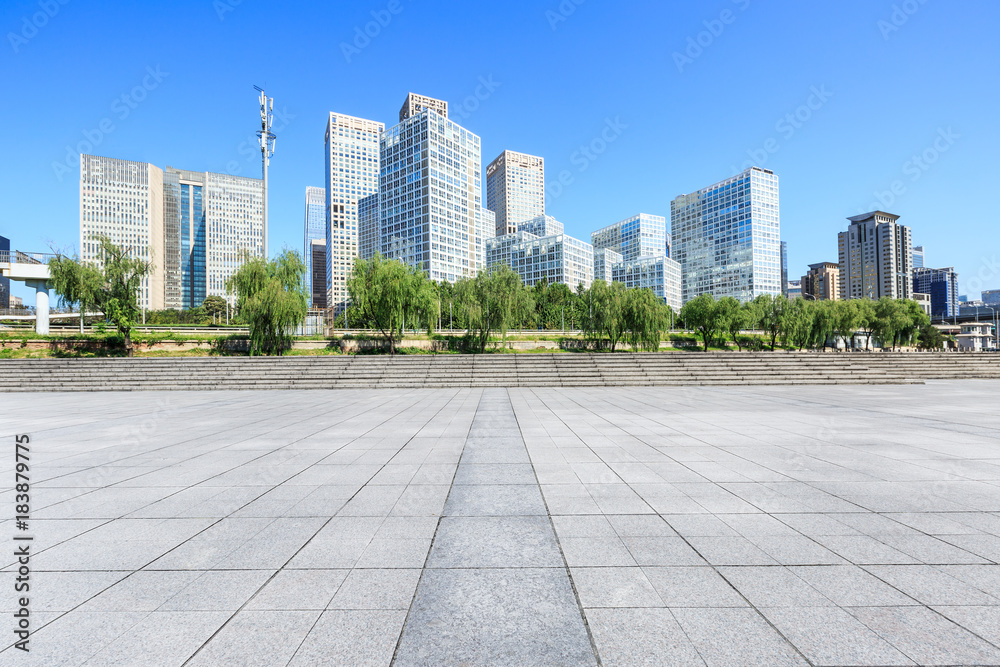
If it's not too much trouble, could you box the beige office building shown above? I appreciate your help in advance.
[802,262,840,301]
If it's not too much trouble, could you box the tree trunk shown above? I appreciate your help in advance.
[124,330,133,358]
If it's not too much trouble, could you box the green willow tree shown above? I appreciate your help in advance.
[228,250,308,356]
[623,288,669,352]
[48,253,104,334]
[347,253,438,354]
[753,294,789,351]
[583,280,629,351]
[680,294,721,352]
[716,296,751,351]
[457,264,533,353]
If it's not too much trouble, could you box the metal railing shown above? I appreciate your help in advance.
[0,251,57,265]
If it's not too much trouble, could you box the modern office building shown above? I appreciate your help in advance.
[486,229,593,291]
[787,279,802,300]
[670,167,782,304]
[913,292,932,316]
[80,155,263,312]
[357,193,380,261]
[780,241,789,298]
[0,234,9,309]
[324,112,384,315]
[591,213,667,262]
[518,214,563,238]
[378,93,491,283]
[594,248,623,283]
[304,186,326,308]
[801,262,840,301]
[611,254,683,313]
[838,211,912,300]
[912,266,959,319]
[486,150,545,237]
[984,290,1000,307]
[913,245,925,268]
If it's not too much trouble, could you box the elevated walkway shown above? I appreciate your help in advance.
[0,251,53,334]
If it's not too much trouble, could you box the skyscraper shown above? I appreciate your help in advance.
[486,150,545,237]
[591,213,681,311]
[378,93,491,282]
[304,186,326,309]
[486,214,592,291]
[838,211,912,300]
[80,154,263,311]
[780,241,789,298]
[912,266,958,318]
[670,167,782,304]
[591,213,667,261]
[324,113,384,315]
[913,245,925,268]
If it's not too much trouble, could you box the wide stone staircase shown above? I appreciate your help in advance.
[2,352,999,391]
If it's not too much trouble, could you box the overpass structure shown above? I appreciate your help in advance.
[0,251,54,334]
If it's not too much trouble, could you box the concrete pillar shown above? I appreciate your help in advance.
[29,280,49,335]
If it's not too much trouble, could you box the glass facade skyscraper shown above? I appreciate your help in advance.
[486,150,545,237]
[594,248,623,283]
[325,113,384,315]
[486,229,593,291]
[378,95,491,282]
[591,213,667,262]
[670,167,782,304]
[611,255,683,314]
[912,266,958,318]
[304,186,326,308]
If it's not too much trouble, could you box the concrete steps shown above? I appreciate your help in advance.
[2,352,999,391]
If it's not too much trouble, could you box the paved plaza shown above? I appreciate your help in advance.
[2,381,1000,665]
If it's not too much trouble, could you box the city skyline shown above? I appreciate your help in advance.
[3,1,998,306]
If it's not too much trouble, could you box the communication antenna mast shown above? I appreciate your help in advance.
[254,85,276,259]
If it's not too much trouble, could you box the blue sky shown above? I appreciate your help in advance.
[2,0,998,305]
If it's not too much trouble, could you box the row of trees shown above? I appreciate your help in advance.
[346,254,676,353]
[680,293,937,352]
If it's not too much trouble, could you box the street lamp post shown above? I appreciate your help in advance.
[985,306,998,351]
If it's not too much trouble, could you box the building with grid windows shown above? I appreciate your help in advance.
[780,241,789,298]
[611,254,682,313]
[0,234,9,309]
[670,167,782,304]
[378,94,491,283]
[324,113,384,316]
[913,245,925,269]
[358,193,380,261]
[80,155,262,311]
[591,213,667,262]
[594,248,623,283]
[486,150,545,237]
[304,186,326,309]
[984,290,1000,306]
[802,262,840,301]
[913,266,959,319]
[486,229,593,291]
[838,211,912,300]
[518,214,562,238]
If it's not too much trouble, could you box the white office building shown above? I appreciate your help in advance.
[611,254,683,313]
[378,93,489,282]
[324,112,384,315]
[594,248,623,283]
[670,167,782,304]
[486,229,593,291]
[591,213,668,262]
[486,150,545,237]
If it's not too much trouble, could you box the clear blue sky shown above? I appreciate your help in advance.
[3,0,998,306]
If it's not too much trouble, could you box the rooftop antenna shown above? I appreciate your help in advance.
[254,85,276,259]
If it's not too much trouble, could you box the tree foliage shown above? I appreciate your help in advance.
[457,264,533,352]
[48,253,103,334]
[347,253,438,354]
[680,294,721,352]
[228,249,308,356]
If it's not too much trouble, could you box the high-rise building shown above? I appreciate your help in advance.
[357,193,380,261]
[80,155,263,311]
[670,167,781,304]
[984,290,1000,306]
[838,211,912,300]
[324,113,384,315]
[780,241,789,298]
[594,248,623,283]
[486,150,545,237]
[611,255,682,313]
[912,267,959,318]
[591,213,667,262]
[787,279,802,300]
[304,186,326,309]
[0,234,9,309]
[801,262,840,301]
[518,214,562,238]
[913,245,925,268]
[378,94,490,283]
[486,230,593,291]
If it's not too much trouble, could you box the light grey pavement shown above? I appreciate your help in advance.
[1,381,1000,665]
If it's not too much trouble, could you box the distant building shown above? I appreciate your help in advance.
[518,215,562,238]
[787,280,801,300]
[304,186,326,308]
[10,295,23,309]
[983,290,1000,306]
[612,255,683,313]
[357,193,379,261]
[671,167,781,304]
[801,262,840,301]
[486,229,593,291]
[592,213,667,262]
[0,234,9,309]
[913,292,932,316]
[912,267,959,319]
[780,241,789,298]
[486,150,545,237]
[399,92,448,122]
[957,322,994,351]
[838,211,912,300]
[913,245,925,268]
[594,248,623,283]
[324,112,384,316]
